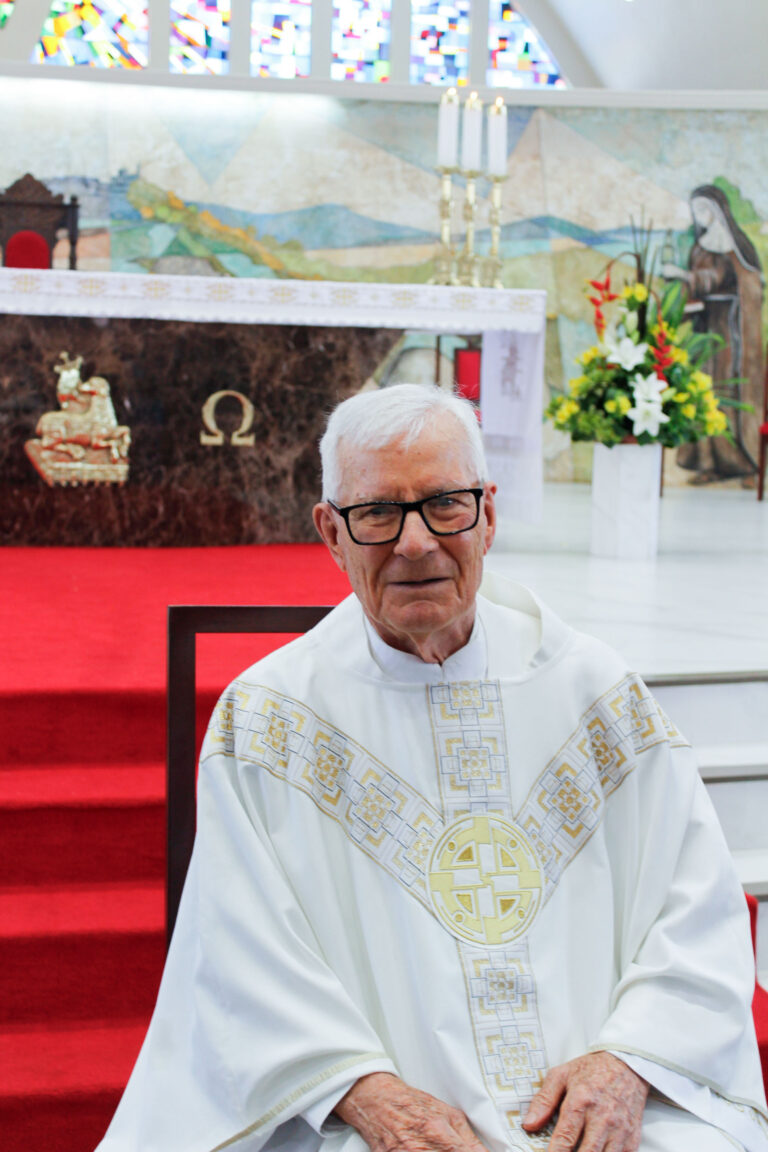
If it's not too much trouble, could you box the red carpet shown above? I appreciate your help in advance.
[0,546,350,1152]
[1,547,766,1149]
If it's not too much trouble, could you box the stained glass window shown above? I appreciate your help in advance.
[33,0,149,67]
[171,0,230,74]
[250,0,311,78]
[331,0,391,82]
[0,0,17,31]
[410,0,470,86]
[487,0,563,88]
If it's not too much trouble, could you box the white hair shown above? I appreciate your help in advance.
[319,383,488,501]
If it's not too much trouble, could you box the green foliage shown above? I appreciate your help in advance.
[712,177,761,227]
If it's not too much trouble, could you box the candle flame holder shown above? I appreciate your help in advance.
[484,176,506,289]
[431,167,458,286]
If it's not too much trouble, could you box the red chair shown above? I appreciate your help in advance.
[4,229,51,269]
[454,346,481,403]
[746,892,768,1092]
[0,173,78,269]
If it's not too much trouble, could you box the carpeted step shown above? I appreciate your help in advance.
[1,764,165,885]
[0,691,166,765]
[0,882,165,1026]
[0,1020,148,1152]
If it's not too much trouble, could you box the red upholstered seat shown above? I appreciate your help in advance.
[5,229,51,268]
[746,893,768,1093]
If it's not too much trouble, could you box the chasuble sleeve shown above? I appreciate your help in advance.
[97,694,397,1152]
[593,731,765,1116]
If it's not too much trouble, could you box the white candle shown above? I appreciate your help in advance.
[460,91,483,173]
[487,96,507,178]
[437,87,459,170]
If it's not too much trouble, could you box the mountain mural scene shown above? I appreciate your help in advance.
[2,77,767,482]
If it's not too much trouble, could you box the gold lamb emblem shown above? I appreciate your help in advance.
[428,814,542,947]
[24,351,131,486]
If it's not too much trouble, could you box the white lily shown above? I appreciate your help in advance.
[627,371,670,437]
[604,336,648,372]
[631,371,667,403]
[627,398,670,437]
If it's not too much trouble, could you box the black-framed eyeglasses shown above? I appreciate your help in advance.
[329,488,484,545]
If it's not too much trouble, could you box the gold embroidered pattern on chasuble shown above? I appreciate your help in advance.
[202,674,684,1151]
[427,681,549,1150]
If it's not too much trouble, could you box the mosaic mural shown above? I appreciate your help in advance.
[170,0,230,74]
[33,0,148,67]
[0,0,16,31]
[487,0,562,88]
[332,0,391,82]
[250,0,311,77]
[0,76,766,485]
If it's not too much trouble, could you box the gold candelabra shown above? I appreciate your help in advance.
[456,171,481,287]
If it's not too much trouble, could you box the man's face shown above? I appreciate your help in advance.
[313,413,496,660]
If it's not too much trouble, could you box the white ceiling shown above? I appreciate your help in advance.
[524,0,768,89]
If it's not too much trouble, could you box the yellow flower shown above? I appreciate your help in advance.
[705,411,728,436]
[681,404,696,419]
[568,375,588,397]
[622,283,648,303]
[555,398,579,425]
[673,391,690,404]
[689,370,712,394]
[578,346,600,366]
[704,391,718,411]
[606,394,632,416]
[670,346,689,365]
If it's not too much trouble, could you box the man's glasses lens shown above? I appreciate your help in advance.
[346,490,480,544]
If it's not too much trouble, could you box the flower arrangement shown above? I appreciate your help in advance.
[545,230,731,448]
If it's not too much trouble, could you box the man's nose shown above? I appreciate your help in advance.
[393,509,438,557]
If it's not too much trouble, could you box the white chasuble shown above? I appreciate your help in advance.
[97,578,768,1152]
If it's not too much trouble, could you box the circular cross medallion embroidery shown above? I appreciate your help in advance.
[427,814,542,946]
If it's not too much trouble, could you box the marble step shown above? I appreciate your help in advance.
[697,742,768,782]
[649,679,768,750]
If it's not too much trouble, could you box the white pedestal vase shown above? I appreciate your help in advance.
[590,442,662,560]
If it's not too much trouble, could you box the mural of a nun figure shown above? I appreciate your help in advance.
[662,183,764,483]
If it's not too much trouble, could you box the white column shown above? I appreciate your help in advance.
[468,0,489,89]
[311,0,333,79]
[147,0,169,72]
[228,0,253,76]
[388,0,411,84]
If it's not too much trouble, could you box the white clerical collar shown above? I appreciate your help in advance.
[362,610,487,683]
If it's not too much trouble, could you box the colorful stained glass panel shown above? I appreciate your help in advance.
[487,0,564,87]
[250,0,311,79]
[171,0,230,74]
[0,0,17,31]
[332,0,391,82]
[410,0,470,86]
[33,0,148,67]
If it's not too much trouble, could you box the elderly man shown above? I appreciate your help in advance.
[99,384,767,1152]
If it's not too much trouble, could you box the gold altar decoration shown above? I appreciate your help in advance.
[200,390,256,447]
[24,352,131,486]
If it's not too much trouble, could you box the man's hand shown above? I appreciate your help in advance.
[522,1051,649,1152]
[335,1072,490,1152]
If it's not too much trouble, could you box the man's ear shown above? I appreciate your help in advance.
[482,484,497,555]
[312,503,348,573]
